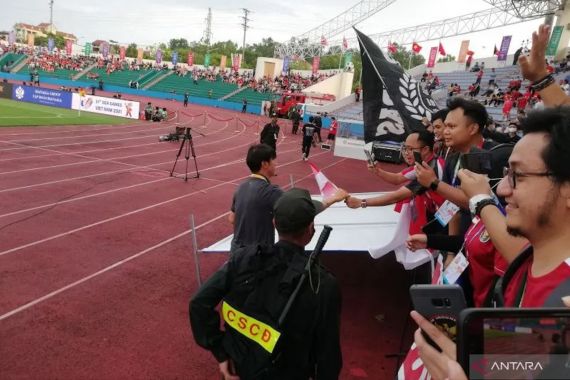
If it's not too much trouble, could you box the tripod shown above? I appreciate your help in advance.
[170,127,200,181]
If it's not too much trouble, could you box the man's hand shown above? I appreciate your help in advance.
[219,360,240,380]
[457,169,492,198]
[415,162,437,187]
[406,234,428,251]
[519,24,550,82]
[411,311,458,380]
[330,188,349,203]
[344,196,362,209]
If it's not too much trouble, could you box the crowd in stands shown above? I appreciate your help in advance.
[27,53,96,73]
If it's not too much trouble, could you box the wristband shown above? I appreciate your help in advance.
[429,179,440,191]
[530,74,555,92]
[475,199,496,217]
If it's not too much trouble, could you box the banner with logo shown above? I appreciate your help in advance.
[187,52,194,66]
[71,93,140,119]
[546,25,564,56]
[457,40,470,63]
[84,42,92,56]
[282,56,290,74]
[497,35,512,61]
[137,48,143,64]
[204,53,211,67]
[427,47,438,68]
[231,53,241,71]
[155,49,162,64]
[101,42,109,58]
[119,46,126,60]
[65,40,73,55]
[220,55,227,70]
[47,38,55,53]
[172,51,178,66]
[344,52,353,68]
[8,31,16,45]
[27,33,35,47]
[312,56,320,74]
[12,85,73,108]
[0,82,13,99]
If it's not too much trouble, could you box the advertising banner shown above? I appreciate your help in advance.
[48,38,55,53]
[102,42,109,58]
[119,46,126,60]
[457,40,470,63]
[220,55,227,70]
[312,56,320,74]
[71,94,140,119]
[427,47,437,68]
[172,51,178,66]
[12,85,73,108]
[0,82,13,99]
[497,35,512,61]
[187,52,194,66]
[8,31,16,45]
[27,33,35,47]
[546,25,564,56]
[137,48,143,64]
[282,56,290,74]
[344,53,353,68]
[65,40,73,55]
[204,53,211,67]
[156,49,162,64]
[84,42,92,56]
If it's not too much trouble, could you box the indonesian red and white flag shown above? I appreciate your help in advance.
[320,35,328,46]
[438,42,446,56]
[309,162,338,199]
[342,36,348,51]
[388,42,398,54]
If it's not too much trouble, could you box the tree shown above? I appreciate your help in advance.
[126,43,138,58]
[169,38,189,50]
[437,54,456,63]
[34,33,65,49]
[389,43,425,69]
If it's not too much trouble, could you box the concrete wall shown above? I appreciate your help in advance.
[305,93,355,114]
[254,57,284,80]
[302,72,354,100]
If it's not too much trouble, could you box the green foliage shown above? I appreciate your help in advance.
[34,33,66,49]
[169,38,189,50]
[389,43,426,69]
[437,54,456,63]
[126,43,138,58]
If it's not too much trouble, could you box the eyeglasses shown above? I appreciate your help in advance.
[401,145,424,153]
[502,167,553,189]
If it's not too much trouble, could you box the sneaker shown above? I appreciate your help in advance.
[302,153,307,160]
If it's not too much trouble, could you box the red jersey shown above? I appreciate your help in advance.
[329,121,338,135]
[464,220,509,307]
[504,249,570,307]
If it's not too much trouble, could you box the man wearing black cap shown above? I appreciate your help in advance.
[260,114,280,153]
[191,188,346,380]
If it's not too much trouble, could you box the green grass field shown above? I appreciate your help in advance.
[0,98,135,127]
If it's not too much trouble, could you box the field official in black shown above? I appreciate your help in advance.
[260,114,280,153]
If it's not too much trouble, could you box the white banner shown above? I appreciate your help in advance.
[71,94,140,119]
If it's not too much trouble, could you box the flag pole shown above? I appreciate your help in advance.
[354,31,387,88]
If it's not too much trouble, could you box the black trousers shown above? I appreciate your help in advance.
[302,138,313,157]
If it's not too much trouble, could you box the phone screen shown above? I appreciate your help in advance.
[460,309,570,379]
[460,152,492,175]
[413,151,422,164]
[364,150,375,166]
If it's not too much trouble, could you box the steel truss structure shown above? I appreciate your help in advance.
[275,0,565,59]
[274,0,397,58]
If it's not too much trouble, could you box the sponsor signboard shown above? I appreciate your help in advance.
[12,85,72,108]
[0,82,13,99]
[71,94,140,119]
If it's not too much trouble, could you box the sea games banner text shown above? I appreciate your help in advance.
[72,94,140,119]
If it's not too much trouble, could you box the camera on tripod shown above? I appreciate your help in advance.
[169,127,200,181]
[159,127,193,142]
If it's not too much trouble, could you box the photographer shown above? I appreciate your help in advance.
[191,188,342,380]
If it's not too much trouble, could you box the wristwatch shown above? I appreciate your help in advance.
[469,194,494,216]
[361,199,368,208]
[429,179,440,191]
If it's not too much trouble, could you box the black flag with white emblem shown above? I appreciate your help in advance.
[355,28,439,143]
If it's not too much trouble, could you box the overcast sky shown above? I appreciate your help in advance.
[2,0,547,59]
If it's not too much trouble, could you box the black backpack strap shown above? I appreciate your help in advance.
[494,246,533,307]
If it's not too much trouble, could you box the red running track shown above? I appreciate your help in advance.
[0,98,418,379]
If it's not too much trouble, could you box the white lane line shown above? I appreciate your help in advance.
[0,142,300,218]
[0,153,345,322]
[0,212,228,322]
[0,120,237,175]
[0,145,324,258]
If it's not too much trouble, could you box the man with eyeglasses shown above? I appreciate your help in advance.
[346,131,445,235]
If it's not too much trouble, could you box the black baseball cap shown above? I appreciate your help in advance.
[274,188,323,233]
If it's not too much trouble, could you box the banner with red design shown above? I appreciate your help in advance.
[312,56,320,74]
[187,52,194,66]
[137,48,143,64]
[427,47,437,68]
[65,40,72,55]
[119,46,126,60]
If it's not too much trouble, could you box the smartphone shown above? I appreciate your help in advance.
[364,149,375,166]
[458,308,570,379]
[460,151,492,175]
[413,151,422,164]
[410,284,467,351]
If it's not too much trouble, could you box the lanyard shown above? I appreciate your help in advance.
[451,158,462,186]
[250,174,269,183]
